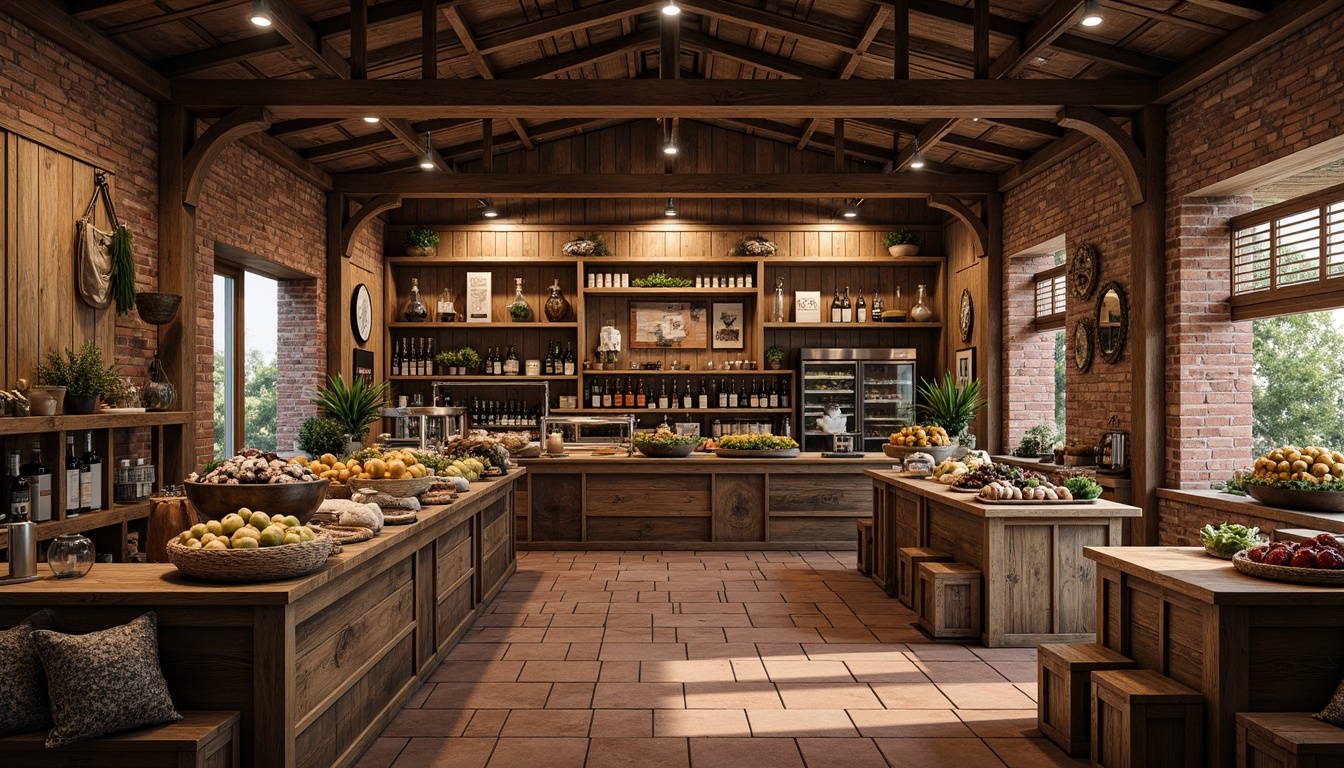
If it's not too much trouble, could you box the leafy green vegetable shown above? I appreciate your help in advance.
[716,434,798,451]
[635,431,702,446]
[1063,477,1103,500]
[1200,522,1263,555]
[631,272,693,288]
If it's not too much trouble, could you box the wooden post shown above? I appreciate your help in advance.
[350,0,368,79]
[422,0,437,79]
[973,0,990,78]
[157,105,197,474]
[986,192,1004,455]
[893,0,909,80]
[326,193,348,382]
[1130,104,1166,544]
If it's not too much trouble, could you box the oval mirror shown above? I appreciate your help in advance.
[1095,281,1127,364]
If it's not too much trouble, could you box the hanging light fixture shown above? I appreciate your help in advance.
[479,199,499,218]
[248,0,272,27]
[842,199,861,219]
[662,0,681,16]
[909,139,926,170]
[363,117,380,123]
[419,132,436,170]
[1081,0,1104,27]
[664,198,678,217]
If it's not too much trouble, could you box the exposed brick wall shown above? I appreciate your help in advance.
[1001,251,1058,446]
[1156,497,1307,547]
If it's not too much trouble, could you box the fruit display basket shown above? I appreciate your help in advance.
[1232,550,1344,587]
[635,443,699,458]
[1246,484,1344,513]
[350,476,435,498]
[166,534,335,583]
[183,479,330,524]
[884,443,954,463]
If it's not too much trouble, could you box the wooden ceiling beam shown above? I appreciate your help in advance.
[852,118,1027,162]
[385,118,454,172]
[1157,0,1344,103]
[500,29,659,80]
[441,6,534,150]
[1101,0,1229,36]
[300,118,473,162]
[989,0,1083,80]
[1183,0,1268,20]
[240,133,333,191]
[892,119,958,172]
[70,0,157,20]
[680,0,858,53]
[798,4,892,150]
[975,117,1067,140]
[171,79,1158,119]
[680,30,834,79]
[997,131,1092,192]
[339,118,624,174]
[474,0,657,54]
[330,172,1001,197]
[263,0,350,78]
[713,117,897,166]
[268,118,346,138]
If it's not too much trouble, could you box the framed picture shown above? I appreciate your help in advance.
[353,349,375,386]
[465,272,492,323]
[795,290,821,323]
[955,347,976,388]
[711,302,745,349]
[630,302,707,349]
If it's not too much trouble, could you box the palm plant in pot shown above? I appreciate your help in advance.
[883,230,922,258]
[36,340,120,414]
[311,374,389,452]
[404,227,440,257]
[916,372,984,446]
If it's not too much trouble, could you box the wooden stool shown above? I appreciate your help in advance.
[1037,643,1135,757]
[1237,712,1344,768]
[0,711,239,767]
[898,547,952,608]
[1091,669,1202,768]
[916,561,981,640]
[856,520,874,576]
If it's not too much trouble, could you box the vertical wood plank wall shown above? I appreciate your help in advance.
[945,214,992,446]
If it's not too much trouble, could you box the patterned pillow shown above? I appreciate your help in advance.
[0,608,56,736]
[32,612,182,748]
[1317,677,1344,727]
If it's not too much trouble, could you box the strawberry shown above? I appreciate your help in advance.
[1290,548,1319,568]
[1317,549,1344,570]
[1247,545,1269,563]
[1264,548,1294,566]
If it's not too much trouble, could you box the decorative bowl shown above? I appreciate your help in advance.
[635,443,699,458]
[1232,550,1344,586]
[183,479,330,524]
[1246,484,1344,513]
[884,443,955,463]
[167,535,334,583]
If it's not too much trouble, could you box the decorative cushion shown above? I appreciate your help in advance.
[32,612,181,748]
[0,608,56,736]
[1317,678,1344,727]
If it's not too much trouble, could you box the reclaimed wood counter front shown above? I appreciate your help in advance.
[1087,546,1344,768]
[0,472,521,768]
[868,471,1141,647]
[516,453,892,549]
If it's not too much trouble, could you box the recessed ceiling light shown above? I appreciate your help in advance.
[248,0,272,27]
[662,0,681,16]
[363,117,380,123]
[1081,0,1104,27]
[663,140,678,156]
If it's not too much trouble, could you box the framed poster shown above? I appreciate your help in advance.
[353,349,375,386]
[955,347,976,388]
[712,302,745,349]
[630,302,707,349]
[795,291,821,323]
[466,272,492,323]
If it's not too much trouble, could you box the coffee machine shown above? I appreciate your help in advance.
[1096,415,1130,476]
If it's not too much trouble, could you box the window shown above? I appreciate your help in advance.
[1252,308,1344,458]
[1230,181,1344,320]
[1033,265,1066,331]
[213,267,279,458]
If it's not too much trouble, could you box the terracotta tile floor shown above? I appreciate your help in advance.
[358,550,1086,768]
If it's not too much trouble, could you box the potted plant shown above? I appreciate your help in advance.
[297,416,348,459]
[731,235,778,257]
[435,349,461,376]
[403,227,440,258]
[508,302,533,323]
[915,371,985,441]
[884,230,922,257]
[456,346,482,375]
[36,340,120,414]
[561,232,612,257]
[311,374,389,451]
[1013,423,1059,459]
[765,345,785,370]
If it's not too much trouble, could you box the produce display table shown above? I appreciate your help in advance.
[1086,546,1344,768]
[868,471,1140,647]
[0,472,521,768]
[515,452,892,549]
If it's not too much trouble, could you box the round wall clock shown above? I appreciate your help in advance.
[958,288,974,342]
[351,283,372,344]
[1074,319,1095,373]
[1069,243,1100,300]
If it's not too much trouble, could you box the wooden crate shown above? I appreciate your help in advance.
[899,547,952,608]
[1091,669,1202,768]
[1237,712,1344,768]
[916,561,980,640]
[1037,643,1135,757]
[856,519,874,576]
[0,711,239,768]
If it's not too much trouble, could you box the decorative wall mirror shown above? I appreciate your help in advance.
[1073,319,1095,373]
[1095,281,1128,364]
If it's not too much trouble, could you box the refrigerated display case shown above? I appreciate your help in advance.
[798,348,917,453]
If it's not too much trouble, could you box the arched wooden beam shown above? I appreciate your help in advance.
[183,107,273,207]
[1056,106,1146,206]
[341,194,403,258]
[927,194,989,258]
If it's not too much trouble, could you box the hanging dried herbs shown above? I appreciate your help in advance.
[111,225,136,316]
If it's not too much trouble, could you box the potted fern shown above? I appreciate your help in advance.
[36,341,121,414]
[883,230,922,258]
[311,374,389,451]
[403,227,440,257]
[916,372,985,444]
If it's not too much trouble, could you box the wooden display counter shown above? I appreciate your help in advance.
[0,472,521,768]
[515,452,892,549]
[868,471,1140,647]
[1087,546,1344,768]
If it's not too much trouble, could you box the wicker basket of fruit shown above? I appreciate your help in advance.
[1243,445,1344,513]
[886,426,954,463]
[165,509,333,583]
[1234,534,1344,586]
[306,449,436,498]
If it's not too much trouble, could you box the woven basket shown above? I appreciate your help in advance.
[352,476,434,498]
[135,292,182,325]
[1232,550,1344,586]
[166,535,334,583]
[308,524,374,545]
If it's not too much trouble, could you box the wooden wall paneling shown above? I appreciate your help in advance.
[1,131,10,387]
[530,473,583,541]
[14,138,40,380]
[1000,522,1053,636]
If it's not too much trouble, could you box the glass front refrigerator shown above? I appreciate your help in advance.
[798,348,917,453]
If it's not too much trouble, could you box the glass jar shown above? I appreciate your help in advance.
[544,279,571,322]
[437,287,456,323]
[47,533,95,579]
[402,278,428,322]
[772,276,786,322]
[909,284,934,322]
[507,277,534,322]
[141,354,177,412]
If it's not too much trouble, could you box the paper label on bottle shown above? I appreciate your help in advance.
[80,473,93,509]
[28,475,51,522]
[90,465,102,509]
[65,469,80,510]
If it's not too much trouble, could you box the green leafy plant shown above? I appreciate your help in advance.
[508,303,532,320]
[297,417,348,458]
[1063,476,1104,500]
[716,434,798,451]
[403,227,440,250]
[36,340,120,398]
[883,230,922,248]
[435,350,461,369]
[635,432,703,446]
[915,372,984,437]
[631,272,693,288]
[311,374,389,443]
[1013,423,1059,457]
[764,345,785,365]
[1200,522,1263,555]
[456,347,482,370]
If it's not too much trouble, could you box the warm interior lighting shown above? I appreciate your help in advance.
[662,0,680,16]
[480,200,499,218]
[248,0,272,26]
[663,140,678,156]
[664,198,677,217]
[420,132,435,170]
[842,199,861,218]
[1081,0,1103,27]
[910,140,926,170]
[363,117,380,123]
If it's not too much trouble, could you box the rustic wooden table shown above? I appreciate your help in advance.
[1086,545,1344,768]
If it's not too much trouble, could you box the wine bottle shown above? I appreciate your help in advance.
[82,433,102,511]
[718,378,728,408]
[590,378,602,409]
[658,380,670,410]
[872,288,884,321]
[64,436,81,518]
[749,380,761,408]
[830,286,842,323]
[728,380,739,409]
[698,379,709,409]
[21,440,50,523]
[625,378,635,409]
[563,343,576,376]
[391,339,402,376]
[637,380,647,408]
[856,287,868,323]
[682,379,693,410]
[493,347,504,376]
[7,449,30,524]
[544,344,555,376]
[842,286,853,323]
[769,380,780,408]
[505,345,520,376]
[602,379,613,408]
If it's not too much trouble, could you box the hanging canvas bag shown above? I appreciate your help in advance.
[76,171,136,315]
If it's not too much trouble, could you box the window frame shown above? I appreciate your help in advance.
[1229,180,1344,321]
[1033,264,1067,331]
[214,262,246,457]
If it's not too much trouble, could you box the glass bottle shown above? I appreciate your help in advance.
[7,449,30,525]
[142,354,177,411]
[872,288,884,321]
[504,345,520,376]
[82,433,102,511]
[830,287,842,323]
[402,278,428,322]
[508,277,534,322]
[64,436,81,518]
[856,288,868,324]
[891,285,906,322]
[544,279,571,322]
[841,287,853,323]
[47,532,94,579]
[437,287,456,322]
[21,440,51,523]
[909,284,935,322]
[772,276,786,323]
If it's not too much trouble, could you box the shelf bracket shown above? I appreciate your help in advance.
[182,107,273,207]
[341,194,403,258]
[1056,107,1146,206]
[926,194,989,258]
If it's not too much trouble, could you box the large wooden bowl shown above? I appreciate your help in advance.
[635,443,700,458]
[884,443,955,463]
[1246,484,1344,513]
[183,479,330,524]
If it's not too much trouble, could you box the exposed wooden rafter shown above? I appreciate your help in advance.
[69,0,157,20]
[1057,106,1146,204]
[797,5,891,150]
[259,0,351,78]
[474,0,655,54]
[926,194,989,257]
[442,5,534,150]
[1184,0,1268,20]
[183,107,274,206]
[341,194,403,257]
[340,118,634,174]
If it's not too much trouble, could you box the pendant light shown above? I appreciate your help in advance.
[842,199,861,219]
[1081,0,1103,27]
[248,0,272,27]
[662,0,681,16]
[479,200,499,218]
[664,198,678,217]
[909,139,926,170]
[419,132,435,170]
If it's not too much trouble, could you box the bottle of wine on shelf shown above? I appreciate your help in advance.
[77,438,92,517]
[842,286,853,323]
[64,435,81,519]
[590,378,601,409]
[563,343,576,376]
[7,449,30,524]
[391,339,401,376]
[872,288,884,321]
[544,344,555,376]
[727,380,740,409]
[769,380,780,408]
[602,379,613,408]
[637,380,647,408]
[82,433,102,511]
[856,287,868,323]
[625,378,635,408]
[658,380,670,410]
[718,379,728,408]
[682,380,694,410]
[698,379,709,409]
[830,287,842,323]
[749,380,761,408]
[21,441,50,523]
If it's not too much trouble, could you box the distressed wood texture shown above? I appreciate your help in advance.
[869,471,1138,647]
[1037,642,1136,758]
[1091,669,1204,768]
[1089,546,1344,768]
[0,473,521,768]
[0,711,240,768]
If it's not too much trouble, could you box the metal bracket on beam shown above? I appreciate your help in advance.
[341,194,403,258]
[1056,106,1146,205]
[926,194,989,258]
[183,107,274,206]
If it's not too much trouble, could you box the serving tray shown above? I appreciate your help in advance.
[1232,550,1344,586]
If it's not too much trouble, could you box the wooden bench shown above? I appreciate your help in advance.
[1091,669,1202,768]
[916,560,981,640]
[1237,712,1344,768]
[898,546,952,608]
[1037,643,1135,757]
[0,711,240,768]
[856,519,874,576]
